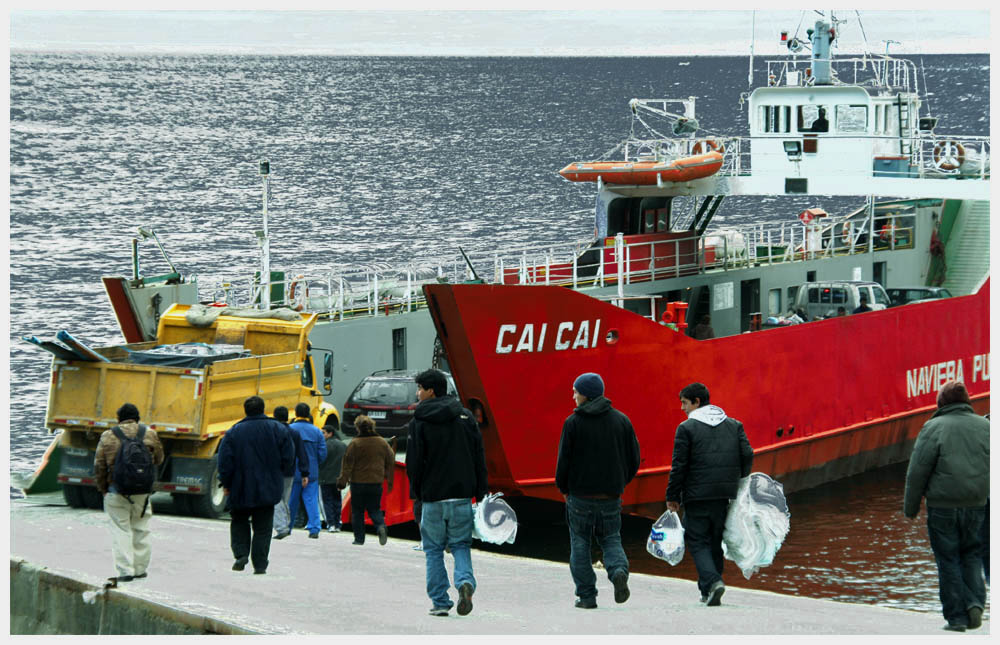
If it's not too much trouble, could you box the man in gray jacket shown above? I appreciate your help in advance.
[904,380,989,632]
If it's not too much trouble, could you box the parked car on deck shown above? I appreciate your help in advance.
[341,369,458,448]
[886,286,953,307]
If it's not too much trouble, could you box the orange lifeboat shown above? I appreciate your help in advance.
[558,150,724,185]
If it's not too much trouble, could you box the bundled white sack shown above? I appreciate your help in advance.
[646,509,685,565]
[722,472,791,579]
[471,492,518,545]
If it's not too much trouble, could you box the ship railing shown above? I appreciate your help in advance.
[624,136,746,176]
[764,55,918,92]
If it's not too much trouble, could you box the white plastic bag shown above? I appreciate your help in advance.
[646,509,685,565]
[471,492,518,544]
[722,472,791,579]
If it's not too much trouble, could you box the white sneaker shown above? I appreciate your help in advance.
[328,526,340,533]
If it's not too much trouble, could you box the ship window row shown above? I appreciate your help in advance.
[759,104,868,134]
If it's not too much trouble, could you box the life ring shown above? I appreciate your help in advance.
[841,225,853,245]
[288,275,308,312]
[933,140,965,171]
[692,139,725,155]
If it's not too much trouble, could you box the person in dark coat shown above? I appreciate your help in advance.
[903,381,989,632]
[318,424,347,532]
[665,382,753,606]
[555,372,640,610]
[219,396,294,575]
[406,369,488,617]
[271,405,308,540]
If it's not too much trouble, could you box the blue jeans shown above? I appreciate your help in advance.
[927,505,987,626]
[421,499,475,609]
[288,479,321,534]
[565,495,628,601]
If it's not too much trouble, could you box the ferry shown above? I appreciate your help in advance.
[61,13,988,520]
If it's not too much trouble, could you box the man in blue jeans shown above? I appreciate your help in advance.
[286,403,327,539]
[555,372,641,609]
[904,381,989,632]
[406,369,488,617]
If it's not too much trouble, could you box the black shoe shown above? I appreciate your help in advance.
[575,597,597,609]
[968,606,983,630]
[133,572,147,579]
[612,571,630,604]
[274,531,290,540]
[253,569,267,575]
[944,623,967,632]
[117,575,134,582]
[428,606,450,617]
[699,595,708,603]
[378,524,388,546]
[308,532,319,539]
[232,557,249,571]
[706,580,725,606]
[352,540,364,545]
[457,582,474,616]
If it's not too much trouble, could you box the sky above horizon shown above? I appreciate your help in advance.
[8,9,993,56]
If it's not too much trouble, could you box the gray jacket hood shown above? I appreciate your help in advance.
[688,404,727,427]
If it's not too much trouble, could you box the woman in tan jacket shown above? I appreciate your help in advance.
[337,415,395,545]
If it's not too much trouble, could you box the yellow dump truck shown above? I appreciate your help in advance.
[49,304,338,518]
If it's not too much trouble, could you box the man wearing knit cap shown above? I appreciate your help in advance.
[555,372,641,610]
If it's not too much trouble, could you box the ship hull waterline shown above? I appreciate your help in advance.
[423,279,990,518]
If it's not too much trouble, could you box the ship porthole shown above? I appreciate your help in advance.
[605,329,620,345]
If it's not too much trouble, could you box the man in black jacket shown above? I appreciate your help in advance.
[666,382,753,606]
[406,369,488,618]
[555,372,640,610]
[219,396,294,575]
[271,405,308,540]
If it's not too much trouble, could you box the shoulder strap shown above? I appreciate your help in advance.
[136,424,146,441]
[111,426,125,442]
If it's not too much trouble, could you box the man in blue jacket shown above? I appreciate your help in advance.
[271,405,309,540]
[286,402,327,538]
[219,396,294,575]
[904,381,989,632]
[665,382,753,607]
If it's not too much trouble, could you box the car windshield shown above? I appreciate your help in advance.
[351,379,417,405]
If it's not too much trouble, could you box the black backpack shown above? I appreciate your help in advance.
[111,425,155,497]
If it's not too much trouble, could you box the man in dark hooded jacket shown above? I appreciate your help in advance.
[904,380,989,632]
[555,372,640,610]
[219,396,294,574]
[665,382,753,607]
[406,369,487,618]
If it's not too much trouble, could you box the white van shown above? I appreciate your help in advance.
[792,281,890,319]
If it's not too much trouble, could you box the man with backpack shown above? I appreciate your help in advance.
[94,402,164,582]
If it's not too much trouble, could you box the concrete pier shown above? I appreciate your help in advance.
[10,493,988,635]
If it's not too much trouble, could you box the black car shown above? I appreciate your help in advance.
[341,369,458,446]
[886,286,953,307]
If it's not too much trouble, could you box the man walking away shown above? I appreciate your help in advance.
[94,403,164,582]
[287,403,327,538]
[337,415,394,545]
[904,380,989,632]
[319,423,347,532]
[665,382,753,607]
[406,369,488,617]
[219,396,294,574]
[555,372,640,609]
[272,405,308,540]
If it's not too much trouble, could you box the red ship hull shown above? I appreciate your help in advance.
[424,279,990,518]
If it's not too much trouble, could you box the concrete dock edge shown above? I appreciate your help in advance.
[10,558,259,635]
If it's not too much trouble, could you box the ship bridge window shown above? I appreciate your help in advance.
[798,105,830,133]
[760,105,792,133]
[836,105,868,133]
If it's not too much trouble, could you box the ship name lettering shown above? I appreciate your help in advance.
[904,354,990,399]
[496,320,602,354]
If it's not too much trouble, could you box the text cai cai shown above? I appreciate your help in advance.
[906,353,990,399]
[496,320,602,354]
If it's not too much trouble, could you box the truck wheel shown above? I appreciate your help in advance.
[63,484,87,508]
[81,486,104,510]
[188,457,228,519]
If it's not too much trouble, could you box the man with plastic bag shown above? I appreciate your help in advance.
[555,372,641,610]
[665,382,753,606]
[903,381,989,632]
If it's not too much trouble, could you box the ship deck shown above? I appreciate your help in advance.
[10,493,983,635]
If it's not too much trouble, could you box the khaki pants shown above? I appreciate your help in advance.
[104,492,153,578]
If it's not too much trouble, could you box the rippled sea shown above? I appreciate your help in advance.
[8,52,990,614]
